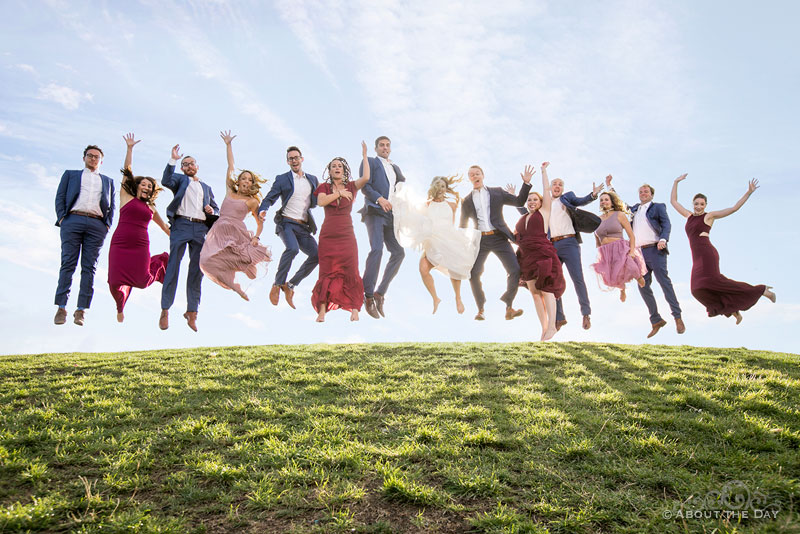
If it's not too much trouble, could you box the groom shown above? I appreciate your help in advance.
[460,165,531,320]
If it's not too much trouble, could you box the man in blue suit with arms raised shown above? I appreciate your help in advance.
[359,136,406,319]
[53,144,115,326]
[259,146,319,309]
[159,143,218,332]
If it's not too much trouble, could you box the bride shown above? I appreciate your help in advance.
[393,175,480,314]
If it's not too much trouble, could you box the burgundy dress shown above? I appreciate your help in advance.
[107,198,169,313]
[686,214,765,317]
[515,211,566,298]
[311,182,364,312]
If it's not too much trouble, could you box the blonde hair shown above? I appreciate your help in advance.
[232,169,267,202]
[427,175,462,203]
[599,191,629,215]
[527,191,543,211]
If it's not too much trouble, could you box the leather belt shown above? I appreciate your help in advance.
[640,243,657,249]
[70,210,102,220]
[176,215,206,223]
[550,234,575,243]
[481,230,496,236]
[284,217,308,225]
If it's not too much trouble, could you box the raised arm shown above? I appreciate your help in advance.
[670,173,692,218]
[220,130,237,193]
[123,132,140,171]
[540,162,552,211]
[354,141,371,190]
[707,179,759,223]
[619,211,637,256]
[162,144,182,190]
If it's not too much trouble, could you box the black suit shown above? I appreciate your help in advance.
[460,183,531,309]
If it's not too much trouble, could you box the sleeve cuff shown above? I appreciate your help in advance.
[168,158,178,166]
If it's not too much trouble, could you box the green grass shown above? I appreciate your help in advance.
[1,342,799,533]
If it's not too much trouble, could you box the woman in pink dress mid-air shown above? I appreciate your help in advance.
[199,131,271,300]
[107,133,170,323]
[671,173,775,324]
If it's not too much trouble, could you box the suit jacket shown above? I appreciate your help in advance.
[628,201,671,242]
[259,171,319,235]
[555,191,601,244]
[460,183,532,241]
[358,156,406,220]
[162,163,219,223]
[54,169,115,227]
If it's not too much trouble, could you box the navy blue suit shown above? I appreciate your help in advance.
[259,171,320,288]
[358,157,406,298]
[160,163,219,312]
[460,183,531,309]
[551,191,600,322]
[54,169,115,309]
[629,201,682,324]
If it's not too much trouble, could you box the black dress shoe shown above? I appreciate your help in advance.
[364,297,380,319]
[374,292,385,317]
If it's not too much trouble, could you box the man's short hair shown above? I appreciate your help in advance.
[374,136,391,148]
[550,178,564,186]
[287,146,302,156]
[468,165,484,175]
[83,145,103,157]
[181,155,194,163]
[641,183,655,196]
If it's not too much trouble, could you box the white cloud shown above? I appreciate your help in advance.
[229,312,264,330]
[27,163,61,192]
[0,200,60,274]
[37,83,94,110]
[15,63,37,74]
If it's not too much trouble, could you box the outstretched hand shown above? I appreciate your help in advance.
[520,165,536,184]
[503,183,516,195]
[171,144,182,161]
[541,161,550,170]
[220,130,236,145]
[123,133,140,148]
[747,178,759,194]
[592,181,604,196]
[674,173,688,183]
[605,174,613,188]
[361,140,368,159]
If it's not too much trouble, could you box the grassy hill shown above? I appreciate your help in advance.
[1,342,798,533]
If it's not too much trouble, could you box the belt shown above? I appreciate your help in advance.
[175,215,206,223]
[641,243,657,249]
[284,217,308,225]
[70,210,102,220]
[550,234,575,243]
[481,230,496,236]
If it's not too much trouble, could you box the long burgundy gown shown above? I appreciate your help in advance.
[311,182,364,312]
[686,214,765,317]
[515,210,566,298]
[107,198,169,313]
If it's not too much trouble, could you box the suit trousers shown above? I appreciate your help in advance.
[469,233,520,310]
[553,236,591,321]
[362,213,405,297]
[55,214,108,309]
[275,221,319,287]
[161,218,207,312]
[637,246,682,324]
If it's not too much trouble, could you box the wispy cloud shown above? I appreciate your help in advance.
[37,83,94,110]
[27,163,61,192]
[274,0,337,86]
[229,312,264,330]
[14,63,37,74]
[0,199,60,274]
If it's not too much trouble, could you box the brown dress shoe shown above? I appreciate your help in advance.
[54,308,67,325]
[364,297,380,319]
[474,309,485,321]
[647,319,668,338]
[675,317,686,334]
[159,309,169,330]
[374,292,386,317]
[582,315,591,330]
[555,319,568,331]
[505,307,524,320]
[281,284,296,309]
[184,311,198,332]
[269,285,280,306]
[73,309,85,326]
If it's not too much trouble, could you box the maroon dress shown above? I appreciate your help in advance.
[515,211,566,298]
[311,182,364,312]
[686,214,765,317]
[107,198,169,313]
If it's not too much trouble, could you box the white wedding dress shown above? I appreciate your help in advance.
[393,183,480,280]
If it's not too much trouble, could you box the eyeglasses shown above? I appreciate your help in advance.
[181,161,196,167]
[85,154,101,160]
[287,156,302,162]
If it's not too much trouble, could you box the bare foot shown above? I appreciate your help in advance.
[456,299,465,314]
[764,286,776,303]
[637,276,645,288]
[316,308,326,322]
[432,297,441,314]
[733,311,742,325]
[541,327,557,341]
[116,312,124,323]
[350,310,359,321]
[620,288,627,302]
[235,286,249,301]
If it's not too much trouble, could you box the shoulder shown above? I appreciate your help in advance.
[314,182,330,194]
[306,173,319,183]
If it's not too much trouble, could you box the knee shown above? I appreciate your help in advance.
[285,245,300,257]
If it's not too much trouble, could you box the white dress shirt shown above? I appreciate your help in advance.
[71,168,103,216]
[177,180,205,220]
[633,201,660,246]
[378,156,397,202]
[283,172,312,221]
[549,197,575,237]
[473,187,495,232]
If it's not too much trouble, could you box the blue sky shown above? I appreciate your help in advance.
[1,0,798,355]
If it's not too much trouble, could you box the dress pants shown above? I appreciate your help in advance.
[161,218,207,312]
[553,236,591,322]
[469,233,520,310]
[275,221,318,287]
[54,214,108,309]
[362,213,405,297]
[638,245,682,324]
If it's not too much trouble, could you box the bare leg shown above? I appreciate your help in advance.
[116,312,124,323]
[541,292,557,341]
[620,286,627,302]
[732,311,742,325]
[350,309,359,321]
[763,286,776,303]
[451,278,465,314]
[637,276,645,288]
[526,281,547,336]
[419,255,441,314]
[316,304,326,323]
